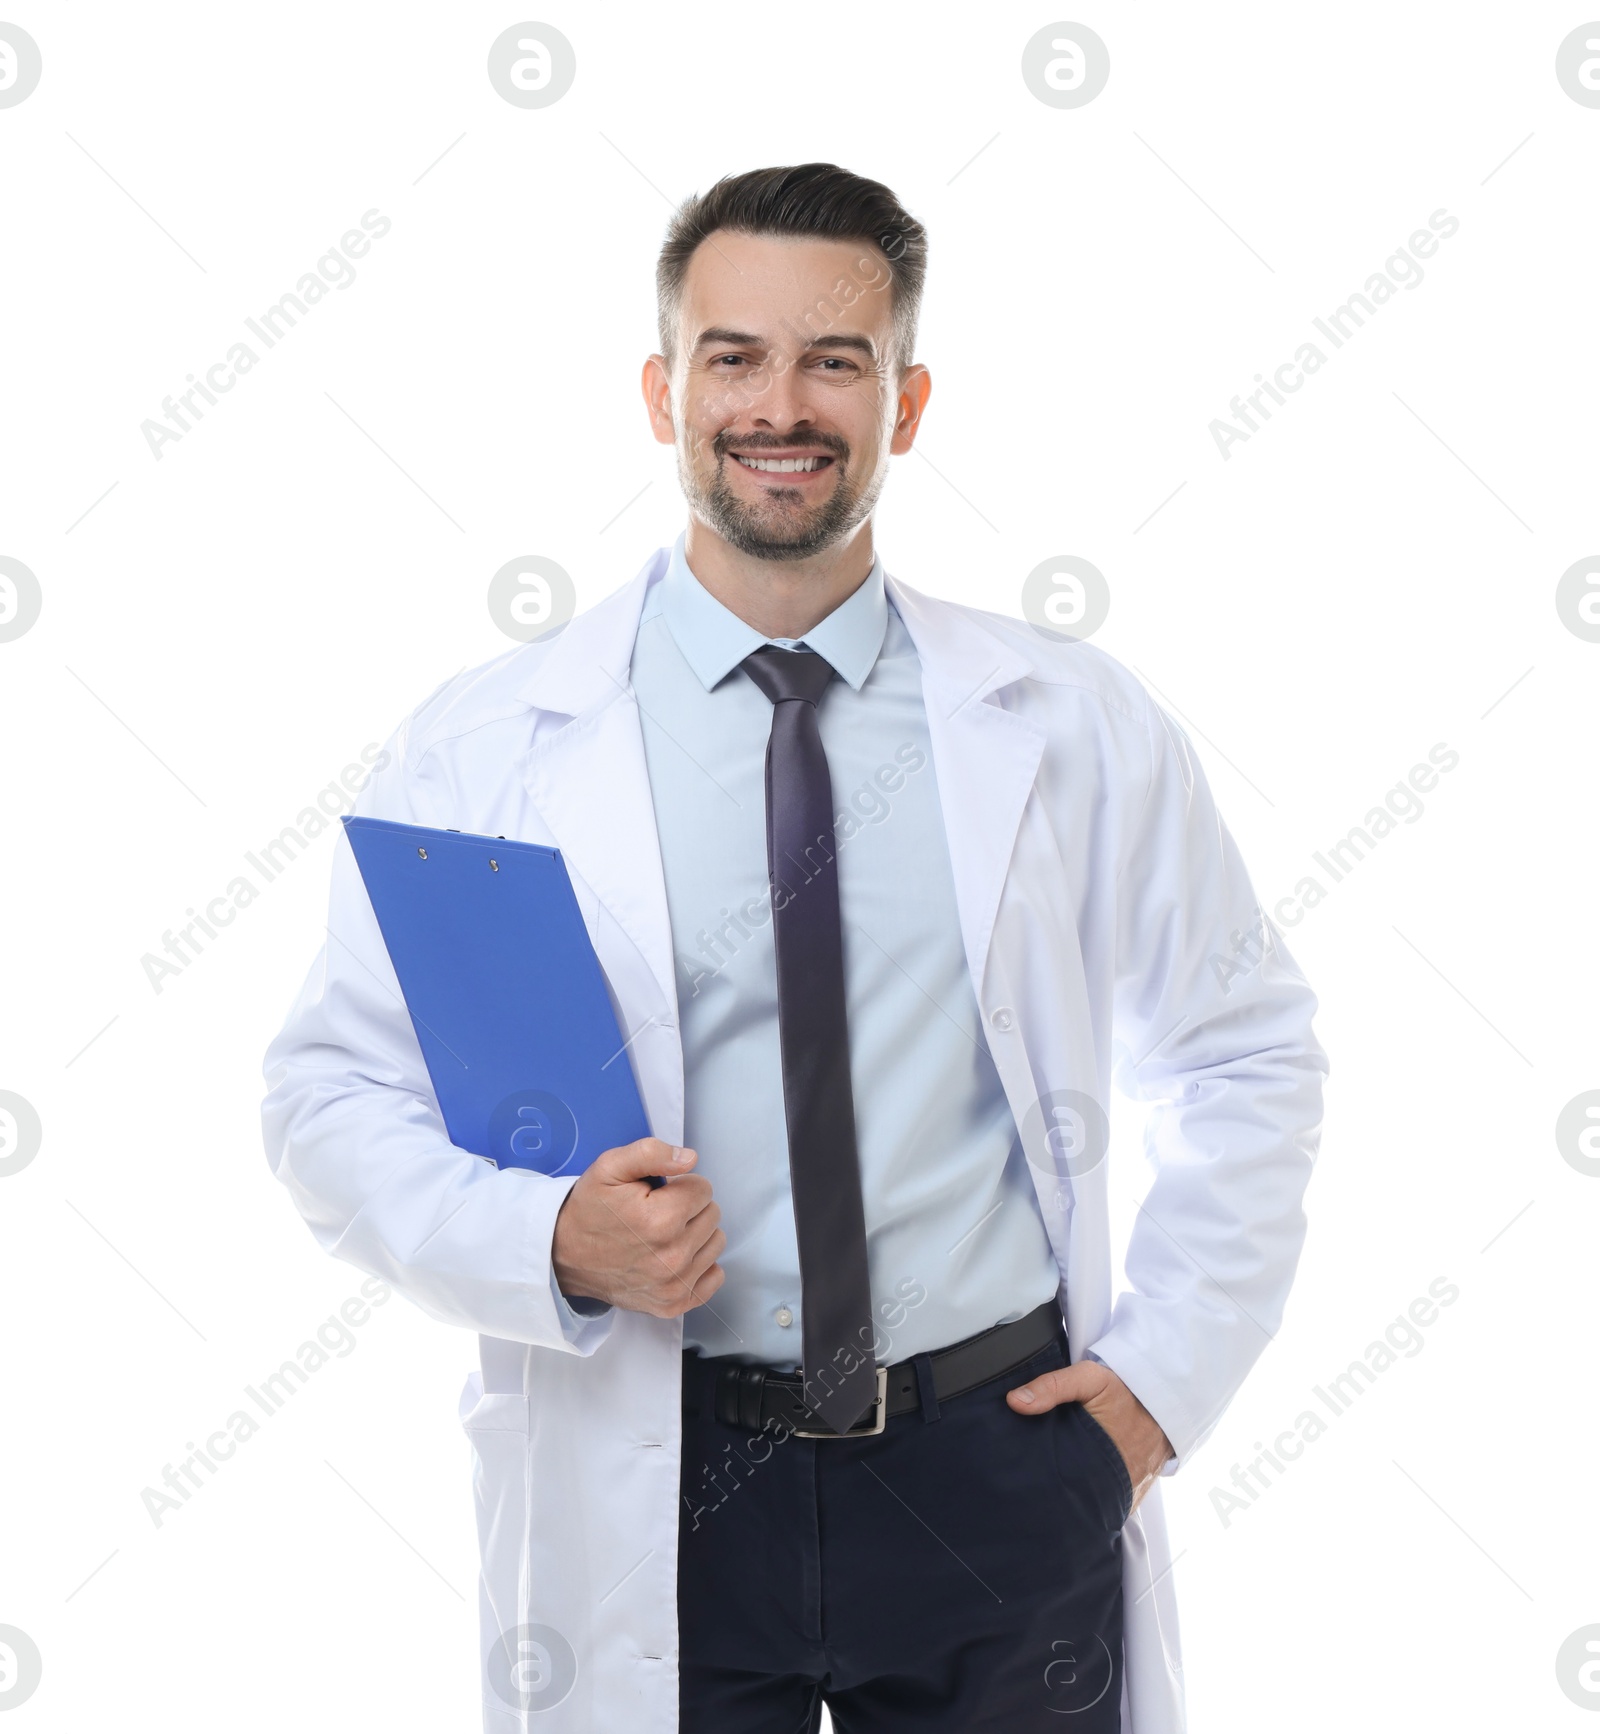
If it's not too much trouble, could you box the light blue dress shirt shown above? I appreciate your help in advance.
[555,534,1060,1367]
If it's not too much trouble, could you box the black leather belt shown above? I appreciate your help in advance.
[688,1297,1066,1439]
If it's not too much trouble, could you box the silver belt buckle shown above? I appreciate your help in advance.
[791,1365,888,1439]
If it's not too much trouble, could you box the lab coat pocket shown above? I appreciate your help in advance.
[459,1371,533,1652]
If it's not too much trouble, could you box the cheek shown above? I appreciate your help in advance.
[678,373,744,436]
[679,388,724,434]
[675,406,725,464]
[848,419,892,471]
[821,394,888,458]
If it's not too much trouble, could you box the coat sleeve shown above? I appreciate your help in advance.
[259,704,616,1354]
[1084,696,1328,1470]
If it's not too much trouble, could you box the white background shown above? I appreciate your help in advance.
[2,2,1597,1728]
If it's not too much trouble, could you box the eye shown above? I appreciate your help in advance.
[710,353,749,367]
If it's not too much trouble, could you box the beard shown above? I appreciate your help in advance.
[679,428,886,562]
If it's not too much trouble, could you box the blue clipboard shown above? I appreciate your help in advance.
[341,816,654,1179]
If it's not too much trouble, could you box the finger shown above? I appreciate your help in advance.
[1006,1364,1099,1413]
[683,1258,725,1307]
[628,1209,716,1295]
[682,1194,722,1236]
[598,1176,713,1255]
[667,1215,729,1306]
[673,1221,726,1290]
[596,1183,722,1313]
[652,1175,714,1223]
[595,1137,695,1186]
[654,1265,722,1319]
[650,1245,723,1316]
[695,1262,726,1301]
[688,1222,727,1269]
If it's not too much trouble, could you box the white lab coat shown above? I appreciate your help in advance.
[261,545,1326,1733]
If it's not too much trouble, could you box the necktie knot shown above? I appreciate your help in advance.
[741,644,836,708]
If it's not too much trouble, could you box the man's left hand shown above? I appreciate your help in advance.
[1006,1360,1173,1512]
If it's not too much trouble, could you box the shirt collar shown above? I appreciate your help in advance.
[655,530,889,693]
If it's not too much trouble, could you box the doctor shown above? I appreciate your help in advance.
[262,163,1326,1733]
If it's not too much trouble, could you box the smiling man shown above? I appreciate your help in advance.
[263,163,1327,1734]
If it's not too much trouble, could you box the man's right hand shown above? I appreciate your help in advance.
[551,1137,726,1318]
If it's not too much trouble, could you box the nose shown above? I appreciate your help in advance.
[726,353,813,436]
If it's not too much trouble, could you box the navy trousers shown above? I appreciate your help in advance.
[677,1325,1131,1732]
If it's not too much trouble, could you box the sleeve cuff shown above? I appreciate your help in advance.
[1081,1337,1194,1474]
[538,1171,617,1351]
[549,1270,614,1338]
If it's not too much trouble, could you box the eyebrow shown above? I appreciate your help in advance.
[692,326,879,361]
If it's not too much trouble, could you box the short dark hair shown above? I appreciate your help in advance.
[656,163,927,373]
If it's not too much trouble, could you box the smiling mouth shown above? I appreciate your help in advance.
[729,453,835,474]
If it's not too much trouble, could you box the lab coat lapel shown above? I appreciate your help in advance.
[510,555,1046,1041]
[514,550,680,1030]
[884,573,1046,1001]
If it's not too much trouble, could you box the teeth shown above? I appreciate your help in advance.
[733,454,828,472]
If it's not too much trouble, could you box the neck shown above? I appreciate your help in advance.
[682,519,875,638]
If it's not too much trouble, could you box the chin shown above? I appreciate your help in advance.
[721,526,846,563]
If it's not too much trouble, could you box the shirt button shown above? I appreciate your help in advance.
[774,1305,794,1328]
[989,1006,1014,1032]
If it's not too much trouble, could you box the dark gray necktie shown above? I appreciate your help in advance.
[741,644,876,1435]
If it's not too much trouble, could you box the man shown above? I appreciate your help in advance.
[262,163,1326,1733]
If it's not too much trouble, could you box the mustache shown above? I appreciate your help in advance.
[711,429,850,463]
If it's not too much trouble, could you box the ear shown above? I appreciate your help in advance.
[641,354,676,447]
[889,363,933,455]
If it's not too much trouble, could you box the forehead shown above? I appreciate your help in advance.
[676,230,894,347]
